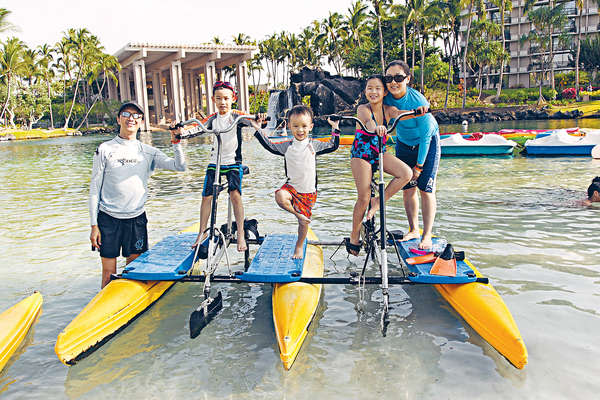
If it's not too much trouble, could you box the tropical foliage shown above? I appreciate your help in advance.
[0,8,120,130]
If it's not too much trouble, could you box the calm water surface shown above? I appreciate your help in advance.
[1,119,599,399]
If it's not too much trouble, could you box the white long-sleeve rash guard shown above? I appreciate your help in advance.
[89,135,186,225]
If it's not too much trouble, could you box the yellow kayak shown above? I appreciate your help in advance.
[435,260,528,369]
[55,280,173,365]
[0,292,43,372]
[55,225,199,365]
[272,228,324,370]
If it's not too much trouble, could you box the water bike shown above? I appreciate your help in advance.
[55,112,527,370]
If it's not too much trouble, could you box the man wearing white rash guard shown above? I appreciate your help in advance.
[89,101,187,288]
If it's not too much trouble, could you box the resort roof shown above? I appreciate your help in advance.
[114,42,257,71]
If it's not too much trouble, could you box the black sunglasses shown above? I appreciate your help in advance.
[120,111,143,119]
[384,74,407,83]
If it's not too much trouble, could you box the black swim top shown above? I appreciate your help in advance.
[368,104,387,127]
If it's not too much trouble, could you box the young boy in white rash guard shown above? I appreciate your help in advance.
[89,101,187,288]
[192,81,251,253]
[250,105,340,258]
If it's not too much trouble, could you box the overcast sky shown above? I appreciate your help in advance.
[3,0,356,54]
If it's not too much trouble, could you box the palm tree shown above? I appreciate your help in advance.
[62,28,97,129]
[461,0,484,108]
[431,0,464,109]
[0,8,17,35]
[55,37,74,120]
[491,0,513,99]
[521,3,568,103]
[317,12,347,74]
[344,0,369,48]
[21,47,40,86]
[38,44,55,128]
[76,53,120,130]
[370,0,389,72]
[0,37,25,123]
[390,3,411,64]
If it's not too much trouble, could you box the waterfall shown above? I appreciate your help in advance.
[266,91,281,130]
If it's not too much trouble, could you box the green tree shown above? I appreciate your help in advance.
[76,52,120,130]
[0,37,25,123]
[460,0,484,108]
[0,8,17,36]
[14,81,50,129]
[490,0,512,99]
[62,28,102,128]
[521,3,568,103]
[577,34,600,79]
[37,44,55,128]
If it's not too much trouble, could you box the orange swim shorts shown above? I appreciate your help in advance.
[278,183,317,219]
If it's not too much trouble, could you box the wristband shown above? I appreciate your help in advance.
[331,128,340,137]
[414,165,423,172]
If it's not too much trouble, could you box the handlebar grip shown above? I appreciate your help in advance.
[168,122,184,131]
[329,115,342,121]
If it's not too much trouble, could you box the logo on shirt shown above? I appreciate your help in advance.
[116,158,140,166]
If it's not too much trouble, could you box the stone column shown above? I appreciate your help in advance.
[204,61,216,115]
[236,62,250,112]
[183,71,193,119]
[191,71,200,116]
[132,60,150,131]
[152,71,164,125]
[196,75,204,114]
[164,72,174,117]
[107,77,118,100]
[170,61,186,121]
[118,69,131,101]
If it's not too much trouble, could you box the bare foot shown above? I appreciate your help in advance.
[366,197,379,220]
[292,245,304,259]
[192,232,208,249]
[295,213,311,224]
[418,234,433,250]
[400,230,420,242]
[237,233,247,252]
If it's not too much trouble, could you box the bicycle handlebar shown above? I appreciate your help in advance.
[171,115,270,140]
[329,108,427,135]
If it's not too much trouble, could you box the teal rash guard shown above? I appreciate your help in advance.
[384,87,439,166]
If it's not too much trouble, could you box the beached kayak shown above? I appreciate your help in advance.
[272,228,323,370]
[0,292,43,372]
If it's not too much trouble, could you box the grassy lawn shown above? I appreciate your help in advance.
[0,128,78,140]
[548,100,600,117]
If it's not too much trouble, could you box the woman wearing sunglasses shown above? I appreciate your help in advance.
[383,60,440,250]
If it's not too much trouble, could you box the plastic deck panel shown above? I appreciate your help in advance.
[122,233,197,281]
[238,234,306,283]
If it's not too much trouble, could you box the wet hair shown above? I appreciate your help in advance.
[384,60,411,78]
[588,178,600,199]
[286,104,313,121]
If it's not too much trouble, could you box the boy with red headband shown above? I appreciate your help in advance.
[192,81,249,252]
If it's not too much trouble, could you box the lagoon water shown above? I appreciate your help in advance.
[1,119,599,399]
